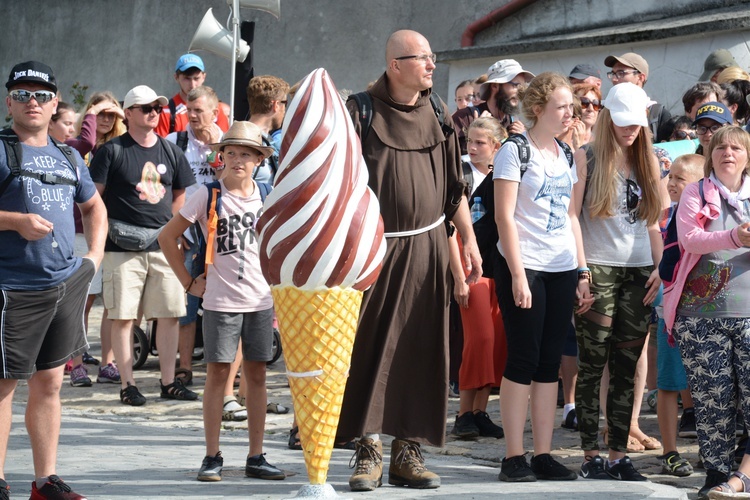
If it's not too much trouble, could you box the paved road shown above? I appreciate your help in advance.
[4,302,706,499]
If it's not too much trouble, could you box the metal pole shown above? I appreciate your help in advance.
[229,0,240,125]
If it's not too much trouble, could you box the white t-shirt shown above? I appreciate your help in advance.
[492,134,578,272]
[467,161,487,198]
[179,180,273,313]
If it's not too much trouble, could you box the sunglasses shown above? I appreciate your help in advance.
[579,97,602,111]
[132,104,163,114]
[625,179,642,223]
[9,89,56,104]
[671,129,696,141]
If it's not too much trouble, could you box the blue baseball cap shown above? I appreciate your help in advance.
[693,101,732,126]
[175,54,205,73]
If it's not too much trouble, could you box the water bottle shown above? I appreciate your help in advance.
[470,197,486,223]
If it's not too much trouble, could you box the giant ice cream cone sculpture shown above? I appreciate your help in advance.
[257,68,385,487]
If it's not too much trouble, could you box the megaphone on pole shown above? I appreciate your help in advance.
[189,8,250,62]
[227,0,280,18]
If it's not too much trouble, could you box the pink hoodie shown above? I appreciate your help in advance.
[662,178,743,343]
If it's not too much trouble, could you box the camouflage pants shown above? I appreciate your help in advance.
[674,315,750,474]
[575,264,652,452]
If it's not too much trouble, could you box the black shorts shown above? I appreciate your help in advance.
[0,258,95,379]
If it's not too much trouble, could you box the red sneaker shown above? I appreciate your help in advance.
[30,475,86,500]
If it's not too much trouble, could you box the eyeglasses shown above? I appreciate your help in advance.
[131,104,163,114]
[671,129,697,141]
[694,124,723,135]
[579,97,602,111]
[455,95,475,103]
[606,69,640,80]
[9,89,56,104]
[394,53,437,64]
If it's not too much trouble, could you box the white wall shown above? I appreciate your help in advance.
[446,30,750,116]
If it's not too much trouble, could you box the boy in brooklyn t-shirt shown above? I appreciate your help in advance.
[159,121,284,482]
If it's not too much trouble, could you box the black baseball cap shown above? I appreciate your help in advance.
[6,61,57,93]
[569,63,600,80]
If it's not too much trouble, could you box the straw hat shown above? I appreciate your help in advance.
[211,121,274,157]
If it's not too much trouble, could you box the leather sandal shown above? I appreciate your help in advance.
[175,368,193,386]
[266,402,289,414]
[710,470,750,499]
[288,426,302,450]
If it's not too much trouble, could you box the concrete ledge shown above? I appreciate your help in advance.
[438,5,750,62]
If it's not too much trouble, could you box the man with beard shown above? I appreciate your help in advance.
[452,59,534,154]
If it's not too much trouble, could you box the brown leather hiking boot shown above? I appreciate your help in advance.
[388,438,441,489]
[348,437,383,491]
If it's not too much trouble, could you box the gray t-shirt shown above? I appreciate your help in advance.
[580,169,652,267]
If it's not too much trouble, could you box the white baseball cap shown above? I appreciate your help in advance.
[479,59,535,100]
[602,82,652,127]
[123,85,168,109]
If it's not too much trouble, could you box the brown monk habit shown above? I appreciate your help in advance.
[337,73,465,446]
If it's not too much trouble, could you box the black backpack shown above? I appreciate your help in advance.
[658,179,705,284]
[0,128,79,198]
[472,134,574,278]
[347,91,454,140]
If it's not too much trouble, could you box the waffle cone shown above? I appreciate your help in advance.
[271,286,362,484]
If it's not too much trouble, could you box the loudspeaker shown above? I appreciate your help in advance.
[227,0,280,19]
[189,8,250,63]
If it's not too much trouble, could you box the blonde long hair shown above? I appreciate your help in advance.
[76,91,126,149]
[587,108,662,225]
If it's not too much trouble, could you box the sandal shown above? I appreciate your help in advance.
[627,436,646,453]
[288,426,302,450]
[710,471,750,499]
[222,397,248,421]
[160,378,199,401]
[334,438,356,450]
[120,383,146,406]
[639,435,661,450]
[237,395,246,407]
[175,368,193,386]
[267,402,289,414]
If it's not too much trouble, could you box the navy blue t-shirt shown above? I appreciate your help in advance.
[0,138,96,290]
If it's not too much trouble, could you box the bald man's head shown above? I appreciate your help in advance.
[385,30,427,64]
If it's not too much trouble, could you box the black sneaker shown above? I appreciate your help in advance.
[120,383,146,406]
[659,450,693,477]
[678,407,697,438]
[451,411,479,439]
[0,479,8,500]
[606,456,647,481]
[82,351,100,365]
[160,378,198,401]
[578,455,610,480]
[245,453,285,480]
[561,408,578,431]
[197,452,224,482]
[698,469,728,499]
[530,453,577,480]
[499,454,536,482]
[473,411,504,438]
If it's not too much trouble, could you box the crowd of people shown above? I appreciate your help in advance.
[2,32,750,500]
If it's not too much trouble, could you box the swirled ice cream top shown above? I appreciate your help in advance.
[257,68,385,291]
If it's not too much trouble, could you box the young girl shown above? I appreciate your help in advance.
[493,72,591,482]
[159,121,285,483]
[449,117,506,439]
[573,82,664,481]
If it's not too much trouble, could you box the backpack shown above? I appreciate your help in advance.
[194,180,271,275]
[472,133,574,278]
[175,131,188,152]
[253,134,279,180]
[0,128,79,198]
[347,91,454,140]
[168,98,177,134]
[658,179,705,285]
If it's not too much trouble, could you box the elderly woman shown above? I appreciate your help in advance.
[662,126,750,498]
[573,83,602,146]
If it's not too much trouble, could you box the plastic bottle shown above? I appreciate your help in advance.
[470,197,486,223]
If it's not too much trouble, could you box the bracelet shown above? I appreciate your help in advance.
[578,270,592,283]
[185,277,196,293]
[577,267,590,272]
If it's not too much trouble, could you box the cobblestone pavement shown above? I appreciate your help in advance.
[4,301,712,499]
